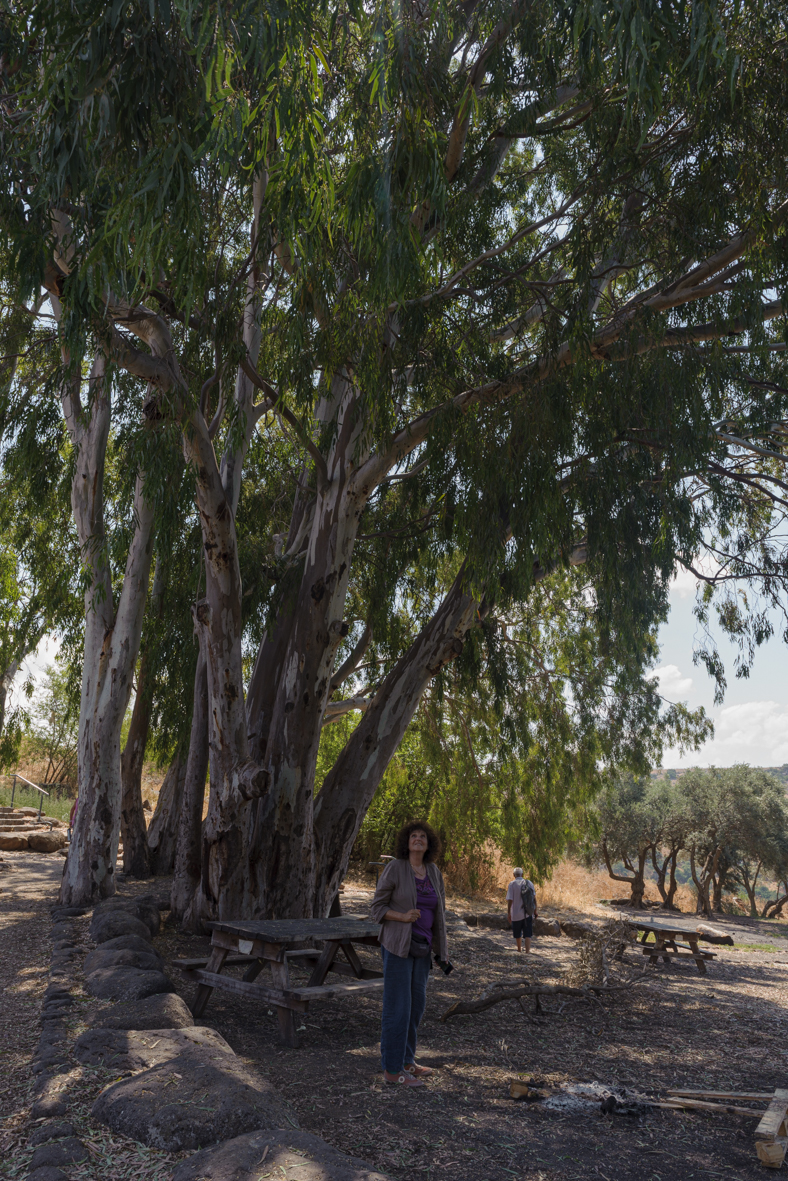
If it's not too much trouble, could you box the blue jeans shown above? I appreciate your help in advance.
[380,947,431,1073]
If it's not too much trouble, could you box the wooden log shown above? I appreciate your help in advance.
[695,922,734,946]
[441,982,607,1021]
[660,1097,767,1117]
[509,1081,546,1100]
[668,1089,774,1102]
[639,947,714,959]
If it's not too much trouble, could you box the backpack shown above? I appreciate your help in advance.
[520,879,536,917]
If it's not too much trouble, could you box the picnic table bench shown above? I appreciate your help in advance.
[176,917,383,1047]
[615,913,716,974]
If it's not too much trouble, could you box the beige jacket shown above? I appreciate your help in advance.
[369,858,449,961]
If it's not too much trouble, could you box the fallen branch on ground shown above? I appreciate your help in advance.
[441,980,626,1021]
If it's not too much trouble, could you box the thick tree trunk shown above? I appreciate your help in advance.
[147,749,187,875]
[628,851,648,909]
[59,357,155,905]
[0,665,15,739]
[120,558,166,878]
[312,569,478,916]
[119,668,153,879]
[600,840,648,910]
[689,844,717,918]
[181,512,266,926]
[651,846,680,910]
[170,643,209,922]
[762,882,788,919]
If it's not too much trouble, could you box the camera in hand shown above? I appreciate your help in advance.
[434,955,454,975]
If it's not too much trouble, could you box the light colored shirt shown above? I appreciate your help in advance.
[507,878,527,921]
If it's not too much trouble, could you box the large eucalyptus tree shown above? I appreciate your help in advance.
[1,0,787,916]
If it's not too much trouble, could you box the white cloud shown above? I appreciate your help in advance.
[713,701,788,764]
[670,566,699,601]
[647,664,694,697]
[663,700,788,768]
[8,635,61,710]
[669,555,721,602]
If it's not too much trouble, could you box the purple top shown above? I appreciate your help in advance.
[412,873,439,946]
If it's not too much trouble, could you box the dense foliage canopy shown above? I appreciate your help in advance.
[1,0,787,915]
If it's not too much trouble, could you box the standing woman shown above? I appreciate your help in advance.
[369,821,448,1087]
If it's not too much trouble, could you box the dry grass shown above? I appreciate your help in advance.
[538,858,701,914]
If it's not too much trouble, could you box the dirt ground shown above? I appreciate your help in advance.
[0,853,64,1118]
[2,855,788,1181]
[159,878,788,1181]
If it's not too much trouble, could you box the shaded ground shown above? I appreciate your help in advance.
[2,855,787,1181]
[160,882,788,1181]
[0,852,63,1117]
[0,853,182,1181]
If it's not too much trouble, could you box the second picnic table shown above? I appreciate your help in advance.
[177,917,383,1047]
[616,913,716,974]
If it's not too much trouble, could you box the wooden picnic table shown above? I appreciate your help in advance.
[179,917,383,1047]
[615,913,716,974]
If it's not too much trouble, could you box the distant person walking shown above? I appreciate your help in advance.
[506,867,537,952]
[370,821,448,1087]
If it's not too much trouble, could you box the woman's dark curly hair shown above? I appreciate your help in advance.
[393,820,441,862]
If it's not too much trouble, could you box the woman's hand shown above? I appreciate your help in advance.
[384,908,421,923]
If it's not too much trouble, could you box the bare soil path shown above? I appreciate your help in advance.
[0,852,64,1120]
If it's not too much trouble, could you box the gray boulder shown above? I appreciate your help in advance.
[91,895,161,937]
[27,1169,68,1181]
[83,946,164,976]
[28,1123,76,1147]
[84,967,174,1001]
[92,1049,295,1152]
[29,1096,68,1120]
[89,910,152,944]
[95,933,161,958]
[92,992,194,1030]
[29,1138,88,1170]
[29,830,67,853]
[74,1026,234,1071]
[171,1130,392,1181]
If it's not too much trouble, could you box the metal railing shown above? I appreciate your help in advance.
[10,772,50,821]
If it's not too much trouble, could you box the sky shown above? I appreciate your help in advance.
[650,568,788,769]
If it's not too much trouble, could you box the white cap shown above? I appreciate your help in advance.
[513,867,523,877]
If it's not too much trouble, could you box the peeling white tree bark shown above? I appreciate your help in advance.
[58,351,155,906]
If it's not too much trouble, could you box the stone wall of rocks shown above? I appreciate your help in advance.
[26,891,391,1181]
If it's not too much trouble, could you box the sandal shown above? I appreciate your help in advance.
[404,1063,433,1077]
[383,1070,425,1087]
